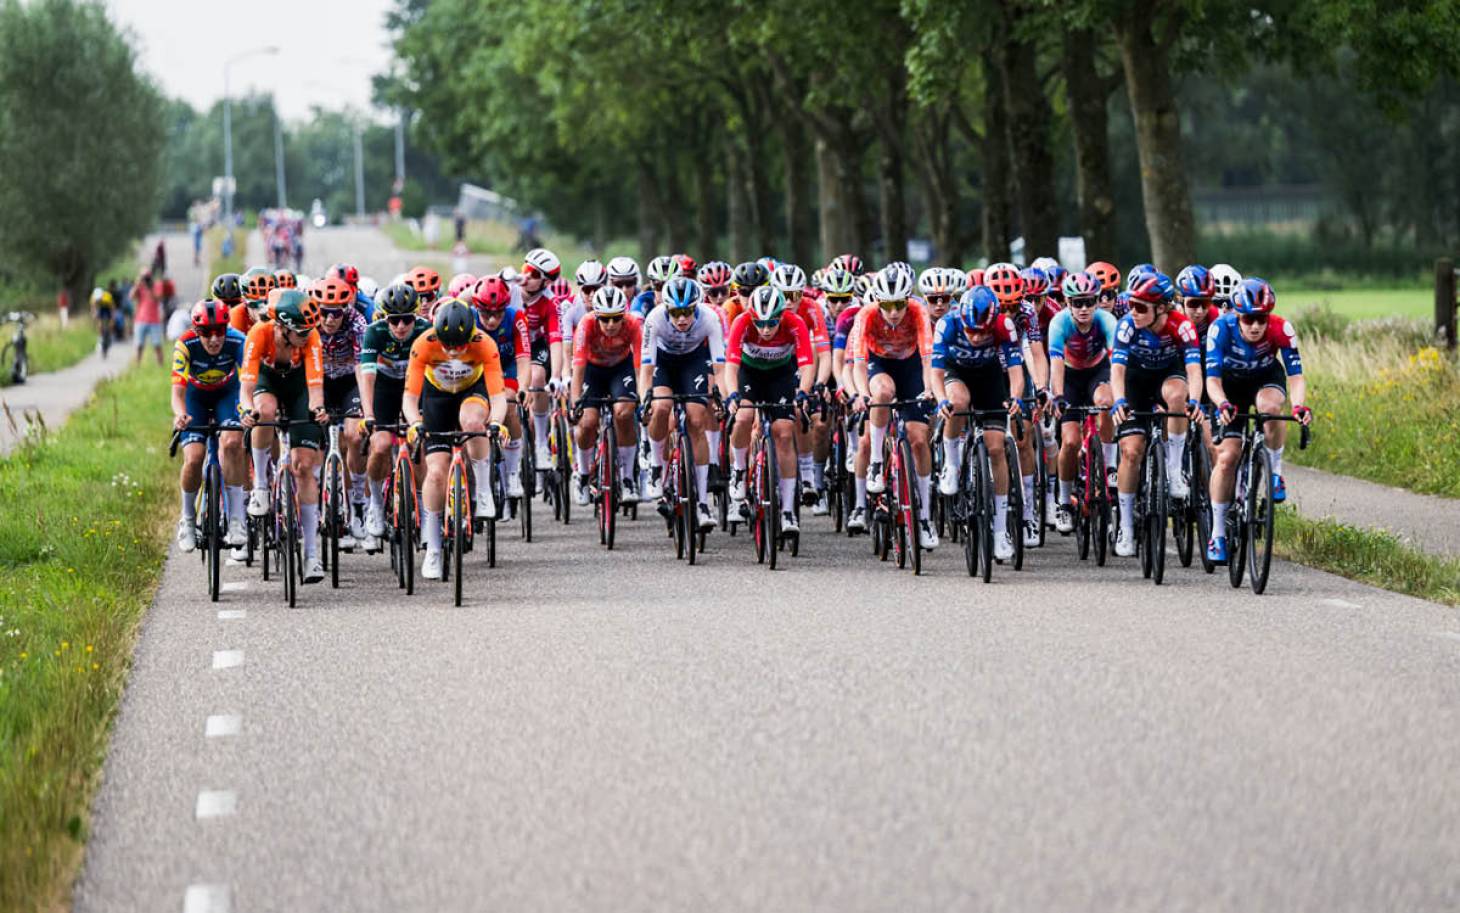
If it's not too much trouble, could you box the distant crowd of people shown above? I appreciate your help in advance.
[88,238,180,363]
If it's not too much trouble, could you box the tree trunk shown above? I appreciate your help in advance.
[661,154,691,254]
[1116,8,1197,272]
[911,106,963,264]
[693,143,718,262]
[1061,29,1120,263]
[743,119,775,255]
[635,156,661,265]
[996,6,1060,261]
[779,114,815,269]
[877,139,908,263]
[981,52,1014,263]
[726,139,751,263]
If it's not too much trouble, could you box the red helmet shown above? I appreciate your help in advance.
[548,277,572,299]
[697,261,732,288]
[190,299,231,329]
[1087,261,1121,293]
[308,277,355,308]
[966,268,985,288]
[328,263,360,288]
[984,263,1024,305]
[407,266,442,296]
[831,253,863,276]
[472,276,512,311]
[674,253,697,277]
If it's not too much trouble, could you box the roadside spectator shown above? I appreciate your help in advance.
[191,218,203,267]
[156,273,177,322]
[56,286,70,329]
[151,239,167,277]
[131,270,165,366]
[108,279,128,341]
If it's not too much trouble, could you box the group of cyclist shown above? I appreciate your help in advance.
[168,242,1310,587]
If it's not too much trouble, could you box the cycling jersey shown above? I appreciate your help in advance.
[850,301,933,362]
[1205,312,1303,378]
[1006,301,1044,344]
[240,321,323,388]
[476,306,531,374]
[1111,310,1201,371]
[360,317,432,381]
[1037,297,1063,341]
[832,307,859,352]
[793,298,831,353]
[573,313,642,368]
[319,308,367,380]
[171,327,247,390]
[1047,309,1117,371]
[639,304,726,365]
[354,291,375,323]
[630,290,657,315]
[726,311,814,371]
[520,292,562,344]
[931,312,1022,371]
[228,303,263,334]
[405,329,506,397]
[559,294,589,343]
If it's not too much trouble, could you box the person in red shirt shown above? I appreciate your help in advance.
[132,270,166,365]
[569,286,644,504]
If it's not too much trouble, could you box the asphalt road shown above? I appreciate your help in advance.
[74,229,1460,912]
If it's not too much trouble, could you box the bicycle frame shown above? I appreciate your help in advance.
[950,408,1025,582]
[865,399,927,574]
[169,423,233,602]
[644,392,707,564]
[1221,411,1311,595]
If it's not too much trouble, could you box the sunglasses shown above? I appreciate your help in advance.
[1130,302,1153,315]
[734,287,754,297]
[284,327,311,342]
[878,299,908,312]
[321,308,346,319]
[827,295,852,305]
[386,315,416,327]
[753,318,781,329]
[1069,299,1096,309]
[1239,314,1269,325]
[196,326,228,338]
[1098,290,1118,302]
[705,286,728,297]
[612,281,636,290]
[597,315,624,325]
[479,308,506,319]
[667,307,696,319]
[926,294,950,306]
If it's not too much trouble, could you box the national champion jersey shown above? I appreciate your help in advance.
[640,304,727,365]
[932,312,1022,371]
[405,329,505,397]
[1111,310,1202,371]
[318,307,367,380]
[850,301,933,362]
[360,317,432,382]
[519,292,562,344]
[726,311,814,371]
[1205,312,1303,377]
[240,321,323,388]
[172,327,247,391]
[1047,309,1117,371]
[573,313,642,368]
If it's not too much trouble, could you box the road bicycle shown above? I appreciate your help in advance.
[577,395,638,550]
[0,310,32,385]
[510,395,537,542]
[738,399,805,570]
[1060,406,1112,567]
[169,423,236,602]
[319,410,358,589]
[1174,423,1214,572]
[247,419,316,608]
[823,393,852,534]
[1018,397,1052,547]
[1123,409,1197,586]
[950,409,1025,582]
[423,428,499,606]
[542,387,575,524]
[372,423,420,595]
[645,393,712,564]
[1221,411,1311,595]
[866,399,930,575]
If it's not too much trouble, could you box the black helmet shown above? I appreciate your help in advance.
[211,272,243,302]
[432,298,476,347]
[377,282,419,317]
[732,261,768,291]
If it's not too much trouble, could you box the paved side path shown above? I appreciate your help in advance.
[1286,464,1460,559]
[0,232,203,456]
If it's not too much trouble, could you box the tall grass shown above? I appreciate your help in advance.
[1275,510,1460,606]
[0,366,173,911]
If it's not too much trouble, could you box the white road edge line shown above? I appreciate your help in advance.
[216,609,246,620]
[183,883,230,913]
[211,650,244,670]
[220,581,248,593]
[205,714,241,738]
[195,790,237,819]
[1322,598,1363,609]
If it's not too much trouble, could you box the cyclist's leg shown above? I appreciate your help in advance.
[419,387,459,564]
[501,379,524,491]
[1116,367,1155,543]
[610,365,639,485]
[457,390,492,510]
[250,386,281,504]
[1160,374,1191,483]
[529,342,551,456]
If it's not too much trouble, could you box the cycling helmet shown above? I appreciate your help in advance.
[831,253,864,276]
[472,276,512,311]
[696,260,732,288]
[548,277,571,299]
[1127,269,1175,305]
[376,283,419,316]
[522,248,562,281]
[957,286,1001,329]
[821,267,856,297]
[1087,261,1121,293]
[447,272,479,298]
[242,268,275,301]
[1232,277,1276,315]
[1042,262,1068,292]
[748,285,787,322]
[646,255,677,285]
[1019,266,1050,298]
[884,261,915,285]
[591,285,629,316]
[966,268,986,288]
[984,262,1024,304]
[328,263,360,288]
[674,253,697,277]
[271,288,319,332]
[309,276,355,308]
[756,256,780,275]
[771,263,807,294]
[918,267,957,298]
[432,298,477,347]
[1062,270,1101,302]
[1176,265,1215,300]
[606,256,640,284]
[498,265,519,284]
[1210,264,1243,300]
[871,266,914,302]
[663,276,702,311]
[358,277,378,300]
[576,259,608,289]
[407,266,441,296]
[1125,263,1158,290]
[211,273,243,302]
[1030,256,1059,273]
[190,298,231,329]
[810,268,825,291]
[273,269,297,289]
[731,261,768,291]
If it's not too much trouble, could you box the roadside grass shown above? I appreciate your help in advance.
[206,224,244,279]
[0,366,173,911]
[0,313,97,388]
[1283,286,1431,320]
[1275,510,1460,607]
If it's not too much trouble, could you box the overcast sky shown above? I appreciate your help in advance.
[107,0,398,122]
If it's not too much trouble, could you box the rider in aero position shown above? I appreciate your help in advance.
[359,283,432,538]
[1109,269,1205,558]
[849,266,940,548]
[171,300,249,552]
[931,286,1025,561]
[638,277,727,525]
[770,263,833,507]
[519,249,566,468]
[309,276,371,545]
[570,286,643,504]
[1204,278,1311,563]
[403,299,510,581]
[471,276,533,497]
[1048,271,1119,535]
[724,286,815,534]
[239,290,329,582]
[987,263,1047,547]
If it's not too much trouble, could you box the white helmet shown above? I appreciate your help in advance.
[872,265,914,302]
[770,263,807,294]
[523,247,561,280]
[748,285,788,322]
[388,273,407,288]
[575,259,608,288]
[1030,256,1060,274]
[645,255,677,285]
[884,260,915,285]
[606,256,640,283]
[358,277,379,300]
[1210,264,1243,300]
[498,266,520,284]
[918,267,957,297]
[591,285,629,316]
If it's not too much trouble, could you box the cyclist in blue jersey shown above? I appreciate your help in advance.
[1048,271,1119,535]
[472,276,535,497]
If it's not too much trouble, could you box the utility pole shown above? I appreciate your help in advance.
[274,108,287,209]
[354,126,366,218]
[222,46,278,224]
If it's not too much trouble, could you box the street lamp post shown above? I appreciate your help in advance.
[274,109,287,209]
[222,45,279,225]
[353,126,366,218]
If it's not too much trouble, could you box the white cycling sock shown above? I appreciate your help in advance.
[227,485,246,521]
[1058,479,1073,504]
[706,428,721,459]
[367,476,384,509]
[649,435,666,468]
[1118,493,1136,534]
[503,438,522,477]
[1166,432,1186,472]
[251,447,271,488]
[300,503,319,559]
[349,471,366,506]
[943,437,961,470]
[694,463,709,500]
[798,453,814,484]
[576,446,593,476]
[1267,445,1285,477]
[917,474,932,520]
[812,460,825,490]
[779,477,797,511]
[422,507,442,552]
[1022,474,1036,520]
[994,495,1009,535]
[1102,441,1117,471]
[617,446,636,479]
[1211,501,1230,538]
[472,458,492,499]
[869,422,887,460]
[533,411,550,447]
[180,488,197,522]
[855,476,868,509]
[732,446,748,471]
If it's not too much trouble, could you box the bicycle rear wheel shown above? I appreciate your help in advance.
[452,465,467,606]
[1150,444,1168,585]
[1005,436,1024,571]
[281,473,298,608]
[684,443,700,566]
[1091,444,1109,567]
[1229,462,1250,589]
[1193,439,1215,574]
[1247,446,1275,594]
[206,462,222,602]
[520,435,535,542]
[976,440,994,582]
[327,459,344,589]
[603,425,618,549]
[766,437,781,571]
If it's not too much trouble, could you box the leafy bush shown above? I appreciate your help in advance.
[1197,227,1440,284]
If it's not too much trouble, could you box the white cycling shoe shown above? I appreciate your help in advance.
[1054,504,1074,535]
[920,519,939,550]
[1115,527,1137,557]
[365,502,386,538]
[866,462,886,494]
[729,469,747,501]
[247,488,270,517]
[847,506,867,532]
[1168,474,1190,499]
[224,520,247,547]
[422,549,444,580]
[938,462,959,496]
[303,556,324,584]
[1023,519,1041,547]
[994,531,1015,561]
[697,505,716,532]
[534,443,551,466]
[475,490,496,519]
[644,468,664,501]
[574,473,591,506]
[507,471,525,499]
[780,510,799,535]
[811,493,828,516]
[176,519,197,553]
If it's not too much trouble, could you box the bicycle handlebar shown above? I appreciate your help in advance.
[1223,411,1313,449]
[168,423,237,457]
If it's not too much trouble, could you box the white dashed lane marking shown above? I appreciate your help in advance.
[183,883,230,913]
[220,581,248,593]
[1435,631,1460,642]
[211,650,244,670]
[194,790,237,820]
[205,714,241,738]
[216,609,246,620]
[1323,598,1363,609]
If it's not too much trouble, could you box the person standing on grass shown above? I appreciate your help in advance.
[132,270,166,366]
[191,217,204,267]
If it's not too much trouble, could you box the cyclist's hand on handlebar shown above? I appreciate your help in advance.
[937,399,953,419]
[1003,397,1021,417]
[1035,387,1050,409]
[1112,398,1131,424]
[173,412,192,432]
[1293,404,1312,426]
[1053,395,1069,418]
[514,387,526,405]
[312,406,330,426]
[1217,400,1237,425]
[724,391,742,413]
[241,408,259,428]
[488,421,510,442]
[546,376,563,396]
[406,421,424,446]
[359,417,375,436]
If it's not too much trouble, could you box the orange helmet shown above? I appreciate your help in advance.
[1087,261,1121,293]
[983,262,1025,305]
[308,277,355,308]
[273,270,297,289]
[242,268,276,302]
[407,266,441,296]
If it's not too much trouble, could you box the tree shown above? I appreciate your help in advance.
[0,0,163,304]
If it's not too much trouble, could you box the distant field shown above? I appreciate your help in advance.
[1283,287,1430,320]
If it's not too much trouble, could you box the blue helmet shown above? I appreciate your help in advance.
[1176,265,1214,299]
[1019,266,1050,298]
[957,286,1000,329]
[1231,277,1275,315]
[1127,269,1175,305]
[1125,263,1158,290]
[663,277,702,311]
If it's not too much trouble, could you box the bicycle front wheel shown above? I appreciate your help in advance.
[1149,444,1168,586]
[452,465,467,606]
[206,463,222,602]
[1248,445,1275,594]
[281,473,298,608]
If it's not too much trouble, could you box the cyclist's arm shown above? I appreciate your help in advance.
[931,367,948,403]
[798,363,814,394]
[852,359,871,400]
[1050,356,1066,400]
[711,361,728,399]
[1206,373,1228,407]
[171,381,188,423]
[515,354,532,394]
[1288,373,1307,411]
[571,362,586,404]
[1026,340,1049,392]
[359,370,377,422]
[1007,363,1026,403]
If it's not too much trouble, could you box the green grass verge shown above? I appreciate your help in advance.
[0,365,173,911]
[0,314,97,388]
[1275,510,1460,607]
[1283,287,1431,320]
[206,224,244,279]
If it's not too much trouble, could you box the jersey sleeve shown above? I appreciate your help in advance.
[1204,318,1229,378]
[725,312,748,366]
[850,306,872,362]
[640,309,659,365]
[1096,310,1118,351]
[1046,312,1070,361]
[629,314,643,367]
[1174,315,1202,366]
[302,331,324,388]
[914,303,933,357]
[171,337,191,386]
[1111,317,1134,367]
[405,334,430,397]
[997,315,1024,367]
[931,316,952,370]
[360,323,382,374]
[512,310,532,362]
[805,304,830,353]
[239,321,270,386]
[544,300,562,344]
[788,313,814,368]
[477,335,505,397]
[705,307,727,363]
[1273,316,1303,375]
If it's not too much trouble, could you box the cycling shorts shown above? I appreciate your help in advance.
[737,364,798,422]
[420,375,489,456]
[581,359,637,407]
[182,384,242,446]
[651,343,712,405]
[370,377,406,428]
[944,362,1010,429]
[1117,361,1185,441]
[868,353,931,424]
[255,364,323,451]
[324,374,362,417]
[1218,362,1288,441]
[1059,363,1111,424]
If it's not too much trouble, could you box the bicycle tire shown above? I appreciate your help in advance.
[260,511,272,581]
[766,433,781,571]
[1150,442,1168,586]
[977,438,994,582]
[603,424,618,550]
[684,442,699,567]
[1193,439,1215,574]
[1229,456,1250,589]
[14,339,28,384]
[892,444,908,571]
[206,462,222,602]
[1248,445,1275,594]
[1005,436,1024,571]
[282,471,298,608]
[485,438,500,568]
[1139,445,1155,580]
[328,459,344,589]
[903,438,923,576]
[1091,442,1109,568]
[452,465,466,606]
[960,442,978,577]
[752,449,768,564]
[1033,426,1048,547]
[399,460,416,596]
[1173,437,1195,568]
[519,434,535,542]
[1076,443,1092,562]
